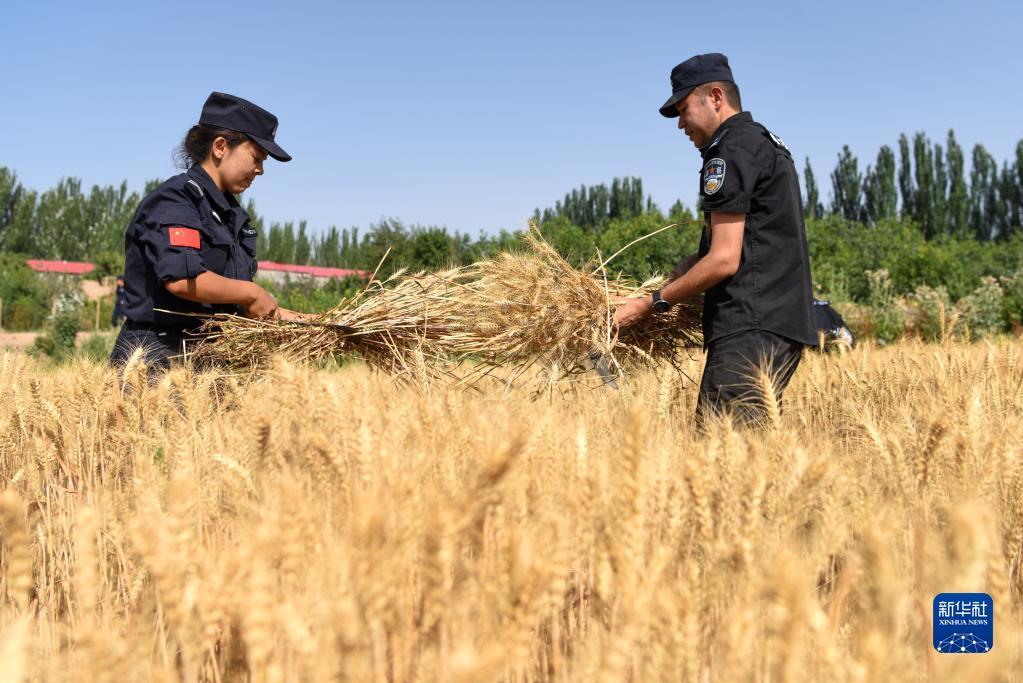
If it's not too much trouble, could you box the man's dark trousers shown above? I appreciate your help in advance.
[696,329,804,429]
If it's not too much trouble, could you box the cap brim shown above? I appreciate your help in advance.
[658,87,695,118]
[248,134,292,162]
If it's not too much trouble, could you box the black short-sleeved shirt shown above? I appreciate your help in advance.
[121,165,259,329]
[696,111,817,348]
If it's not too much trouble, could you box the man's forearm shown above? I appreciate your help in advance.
[165,272,258,306]
[668,254,700,282]
[659,254,735,304]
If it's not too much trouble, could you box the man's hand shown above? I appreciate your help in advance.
[612,295,653,329]
[276,308,317,322]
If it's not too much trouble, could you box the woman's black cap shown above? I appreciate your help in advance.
[659,53,734,118]
[198,92,292,162]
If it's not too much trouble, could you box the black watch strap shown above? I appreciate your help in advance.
[651,289,671,313]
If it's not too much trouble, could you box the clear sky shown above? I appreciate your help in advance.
[2,0,1021,237]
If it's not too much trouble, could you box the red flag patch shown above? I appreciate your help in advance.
[168,226,200,249]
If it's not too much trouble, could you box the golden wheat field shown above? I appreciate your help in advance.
[1,339,1023,682]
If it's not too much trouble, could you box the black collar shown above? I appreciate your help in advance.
[700,111,753,155]
[187,164,236,212]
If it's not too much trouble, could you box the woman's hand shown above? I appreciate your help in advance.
[243,283,279,319]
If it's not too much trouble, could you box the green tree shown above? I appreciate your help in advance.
[409,227,457,270]
[1001,161,1021,235]
[911,132,936,235]
[970,144,1000,240]
[0,167,22,241]
[910,132,950,237]
[537,216,596,267]
[668,200,694,224]
[946,131,970,238]
[280,222,296,264]
[0,168,36,254]
[830,146,863,221]
[596,214,699,281]
[294,221,311,265]
[265,223,286,261]
[316,226,341,267]
[803,158,822,219]
[863,145,897,224]
[898,134,915,219]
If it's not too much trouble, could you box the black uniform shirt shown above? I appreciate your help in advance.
[121,165,259,328]
[697,111,817,348]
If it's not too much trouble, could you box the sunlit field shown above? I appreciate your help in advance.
[1,340,1022,682]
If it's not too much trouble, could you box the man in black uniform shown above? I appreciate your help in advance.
[615,53,816,427]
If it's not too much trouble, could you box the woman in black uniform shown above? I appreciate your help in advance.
[110,92,310,368]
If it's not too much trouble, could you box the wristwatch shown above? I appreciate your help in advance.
[651,289,671,313]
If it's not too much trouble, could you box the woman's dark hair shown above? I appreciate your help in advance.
[175,124,248,168]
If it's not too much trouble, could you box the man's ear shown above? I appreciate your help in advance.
[710,85,726,110]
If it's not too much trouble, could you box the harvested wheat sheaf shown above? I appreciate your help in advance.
[192,229,702,385]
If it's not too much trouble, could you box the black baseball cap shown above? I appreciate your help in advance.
[658,53,734,118]
[199,92,292,162]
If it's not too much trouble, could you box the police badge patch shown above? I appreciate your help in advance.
[704,158,726,195]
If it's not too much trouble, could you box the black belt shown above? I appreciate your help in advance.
[123,320,204,334]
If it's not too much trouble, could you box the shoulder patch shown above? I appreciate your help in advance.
[703,158,726,195]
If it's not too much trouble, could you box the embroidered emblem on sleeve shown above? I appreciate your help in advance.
[168,226,200,249]
[704,158,726,195]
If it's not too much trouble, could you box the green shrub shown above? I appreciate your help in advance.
[1000,270,1023,332]
[863,269,905,344]
[908,285,952,342]
[956,276,1005,339]
[78,295,116,332]
[75,332,116,363]
[0,254,52,330]
[258,275,365,314]
[7,294,48,330]
[32,290,84,360]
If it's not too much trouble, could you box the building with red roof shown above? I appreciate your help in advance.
[22,258,366,291]
[256,261,368,285]
[26,259,96,276]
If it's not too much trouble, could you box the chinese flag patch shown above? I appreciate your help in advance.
[168,226,200,249]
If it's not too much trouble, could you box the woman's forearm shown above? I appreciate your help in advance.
[164,272,258,305]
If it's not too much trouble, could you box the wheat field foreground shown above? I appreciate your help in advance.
[1,341,1022,682]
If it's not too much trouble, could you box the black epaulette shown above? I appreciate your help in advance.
[184,178,219,222]
[184,179,204,200]
[764,129,790,152]
[704,128,729,152]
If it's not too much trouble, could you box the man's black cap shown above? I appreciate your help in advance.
[659,53,734,118]
[199,92,292,162]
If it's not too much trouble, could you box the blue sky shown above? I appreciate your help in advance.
[2,0,1021,237]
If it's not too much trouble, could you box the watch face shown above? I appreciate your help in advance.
[653,300,671,313]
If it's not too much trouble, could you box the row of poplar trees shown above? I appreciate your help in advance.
[0,130,1021,271]
[807,131,1023,240]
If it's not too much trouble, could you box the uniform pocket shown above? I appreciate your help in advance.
[239,233,258,279]
[195,221,235,276]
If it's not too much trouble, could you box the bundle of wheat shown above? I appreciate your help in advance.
[187,269,468,380]
[191,228,702,385]
[437,230,702,385]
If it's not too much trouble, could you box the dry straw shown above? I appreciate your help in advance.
[191,226,701,386]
